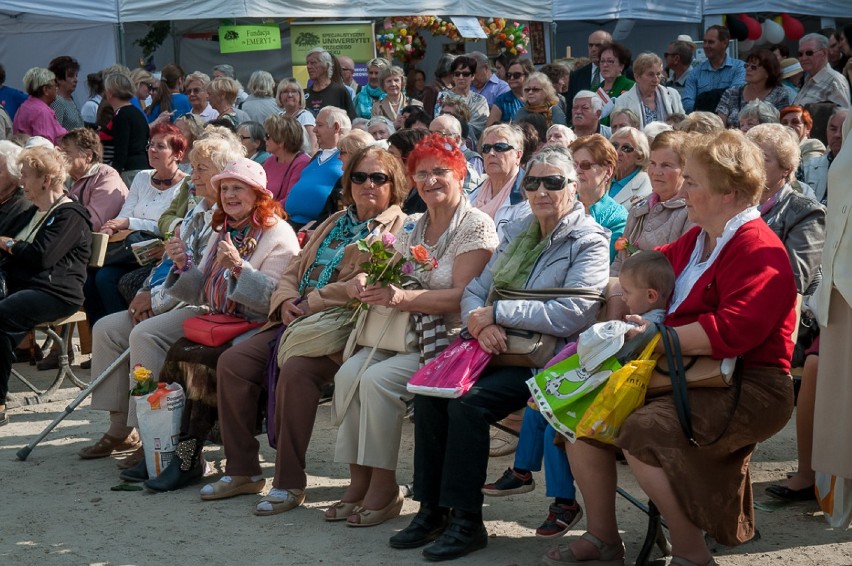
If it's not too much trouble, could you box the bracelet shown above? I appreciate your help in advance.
[173,253,193,273]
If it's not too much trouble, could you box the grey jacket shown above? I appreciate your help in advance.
[762,184,826,295]
[461,202,610,350]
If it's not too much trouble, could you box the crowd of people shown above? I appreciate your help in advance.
[0,21,851,565]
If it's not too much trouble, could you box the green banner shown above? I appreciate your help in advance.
[219,24,282,54]
[291,21,375,63]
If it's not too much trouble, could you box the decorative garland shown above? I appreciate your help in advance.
[478,18,528,55]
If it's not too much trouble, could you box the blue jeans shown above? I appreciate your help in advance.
[514,407,576,499]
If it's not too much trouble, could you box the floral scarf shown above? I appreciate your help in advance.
[297,208,373,294]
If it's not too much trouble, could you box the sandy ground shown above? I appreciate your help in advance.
[3,356,852,566]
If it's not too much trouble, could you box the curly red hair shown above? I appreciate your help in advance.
[407,133,467,182]
[212,191,285,232]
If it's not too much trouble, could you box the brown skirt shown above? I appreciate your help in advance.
[617,367,793,546]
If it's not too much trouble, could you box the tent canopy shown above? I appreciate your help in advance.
[703,1,851,19]
[553,0,702,23]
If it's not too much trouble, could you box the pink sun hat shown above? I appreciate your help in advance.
[211,157,271,197]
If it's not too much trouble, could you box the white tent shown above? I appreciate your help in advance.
[553,0,702,23]
[703,1,852,19]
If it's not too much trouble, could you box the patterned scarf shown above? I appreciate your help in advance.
[524,102,555,127]
[298,208,373,295]
[202,218,265,315]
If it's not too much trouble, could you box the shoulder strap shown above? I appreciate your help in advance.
[491,287,606,303]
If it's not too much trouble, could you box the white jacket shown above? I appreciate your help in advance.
[802,153,830,205]
[612,84,684,128]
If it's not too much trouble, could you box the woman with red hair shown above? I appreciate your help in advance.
[327,134,497,527]
[780,105,827,166]
[140,157,300,492]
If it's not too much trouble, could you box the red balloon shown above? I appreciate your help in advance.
[782,13,805,42]
[739,14,762,41]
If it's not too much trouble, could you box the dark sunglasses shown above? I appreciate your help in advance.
[798,49,820,57]
[453,71,472,78]
[523,87,543,93]
[481,142,514,154]
[506,72,526,80]
[612,142,635,153]
[523,175,568,191]
[350,171,390,185]
[744,63,761,71]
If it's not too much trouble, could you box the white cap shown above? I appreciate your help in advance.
[24,136,54,149]
[577,321,632,373]
[676,34,696,45]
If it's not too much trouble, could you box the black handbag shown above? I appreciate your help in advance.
[103,230,162,267]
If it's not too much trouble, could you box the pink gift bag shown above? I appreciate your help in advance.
[407,337,492,398]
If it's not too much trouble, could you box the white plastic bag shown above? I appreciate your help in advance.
[816,471,852,528]
[134,383,185,479]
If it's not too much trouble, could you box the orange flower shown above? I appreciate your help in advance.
[410,244,429,264]
[614,237,628,252]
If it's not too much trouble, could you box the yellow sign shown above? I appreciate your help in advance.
[291,21,376,86]
[219,24,282,54]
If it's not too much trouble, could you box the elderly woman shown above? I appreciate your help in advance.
[393,146,609,560]
[780,106,826,165]
[717,49,791,129]
[0,147,91,426]
[609,108,640,133]
[237,121,271,165]
[304,47,356,119]
[487,59,534,126]
[12,67,67,143]
[78,135,243,463]
[513,73,567,128]
[184,72,218,122]
[444,56,490,140]
[355,57,391,120]
[85,124,187,326]
[613,53,684,129]
[469,124,529,236]
[276,78,317,153]
[366,116,395,142]
[58,128,128,232]
[146,64,191,124]
[372,66,423,128]
[208,77,250,127]
[141,157,300,492]
[174,113,205,173]
[100,73,150,185]
[546,124,577,148]
[737,99,780,133]
[608,126,653,209]
[0,142,32,235]
[675,111,725,134]
[329,134,497,527]
[544,130,797,566]
[202,146,408,511]
[241,71,280,124]
[262,114,310,204]
[597,43,635,98]
[570,135,627,262]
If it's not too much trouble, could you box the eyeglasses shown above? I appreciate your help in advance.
[239,135,253,141]
[599,59,618,66]
[506,72,526,80]
[186,88,203,94]
[575,161,598,171]
[798,49,821,57]
[481,142,515,154]
[453,71,473,78]
[612,142,635,153]
[523,175,568,191]
[146,142,170,152]
[350,172,390,185]
[412,168,453,182]
[744,63,761,71]
[432,130,456,138]
[523,87,543,93]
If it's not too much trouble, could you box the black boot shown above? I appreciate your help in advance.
[143,435,205,493]
[422,509,487,562]
[119,455,149,483]
[389,503,450,549]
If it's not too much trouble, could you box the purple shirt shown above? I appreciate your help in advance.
[12,96,67,143]
[472,74,511,107]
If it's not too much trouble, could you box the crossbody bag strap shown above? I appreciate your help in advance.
[492,287,607,303]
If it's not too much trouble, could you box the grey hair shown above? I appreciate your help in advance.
[526,145,578,184]
[237,121,267,150]
[307,47,334,80]
[574,90,603,112]
[546,124,576,144]
[479,123,525,152]
[469,51,491,71]
[746,123,801,177]
[247,70,275,97]
[800,33,829,49]
[319,106,352,134]
[434,54,457,79]
[0,140,23,182]
[184,71,211,89]
[212,64,236,79]
[189,135,245,171]
[431,113,462,138]
[643,121,673,142]
[739,99,780,125]
[611,126,651,169]
[103,72,135,101]
[367,116,396,135]
[351,117,369,131]
[610,108,641,129]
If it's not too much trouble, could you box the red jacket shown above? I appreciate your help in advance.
[658,219,796,370]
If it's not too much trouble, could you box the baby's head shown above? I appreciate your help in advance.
[618,250,675,315]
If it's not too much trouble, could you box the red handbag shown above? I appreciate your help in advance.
[182,313,262,347]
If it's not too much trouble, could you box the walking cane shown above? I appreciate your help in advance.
[17,349,130,461]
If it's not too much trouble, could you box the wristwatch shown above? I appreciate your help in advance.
[4,239,14,249]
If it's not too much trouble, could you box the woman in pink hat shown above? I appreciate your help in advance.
[135,156,300,493]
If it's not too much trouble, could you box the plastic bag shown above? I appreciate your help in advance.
[135,383,185,478]
[407,336,492,398]
[816,471,852,528]
[526,352,621,442]
[576,334,661,444]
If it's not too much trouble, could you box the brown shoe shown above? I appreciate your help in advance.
[78,432,141,459]
[116,445,145,469]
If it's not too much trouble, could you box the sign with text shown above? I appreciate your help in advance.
[291,21,375,87]
[219,24,281,54]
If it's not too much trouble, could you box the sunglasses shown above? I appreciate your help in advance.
[523,175,568,191]
[412,168,453,182]
[612,142,635,153]
[350,172,390,185]
[744,63,761,71]
[481,142,515,154]
[798,49,820,57]
[506,72,526,80]
[575,161,598,171]
[523,87,543,93]
[453,71,473,78]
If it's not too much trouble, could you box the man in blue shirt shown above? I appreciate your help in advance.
[681,25,746,113]
[469,51,509,107]
[0,64,28,120]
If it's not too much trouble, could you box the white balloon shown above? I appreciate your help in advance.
[738,39,755,53]
[762,19,785,44]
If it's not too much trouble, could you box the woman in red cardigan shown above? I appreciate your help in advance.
[543,129,797,566]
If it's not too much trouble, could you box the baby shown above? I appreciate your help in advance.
[482,250,675,539]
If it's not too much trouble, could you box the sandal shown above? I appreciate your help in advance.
[324,499,363,522]
[542,532,625,565]
[346,489,404,528]
[201,475,266,501]
[78,432,141,459]
[254,488,305,516]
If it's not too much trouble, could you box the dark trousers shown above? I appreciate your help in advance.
[413,365,532,513]
[0,289,78,404]
[83,265,134,327]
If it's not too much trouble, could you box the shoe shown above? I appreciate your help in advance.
[542,531,625,565]
[14,347,43,365]
[482,467,535,496]
[489,428,519,457]
[536,502,584,538]
[254,488,305,516]
[200,475,266,501]
[765,484,817,502]
[78,432,141,459]
[80,359,92,370]
[347,489,404,527]
[144,435,207,493]
[36,348,74,371]
[324,499,363,522]
[422,513,487,562]
[389,504,449,549]
[119,456,149,482]
[117,446,145,470]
